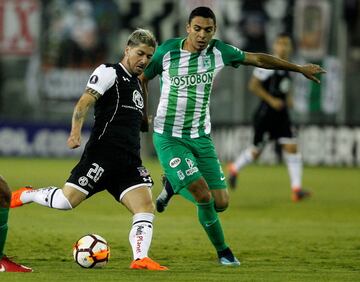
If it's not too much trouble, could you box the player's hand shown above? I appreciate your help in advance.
[140,115,153,132]
[269,97,285,111]
[67,134,81,149]
[300,64,326,83]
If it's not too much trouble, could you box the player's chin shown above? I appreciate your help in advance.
[134,67,144,76]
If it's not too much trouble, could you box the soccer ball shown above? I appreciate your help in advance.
[73,234,110,268]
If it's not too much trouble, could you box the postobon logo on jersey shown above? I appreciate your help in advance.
[170,72,213,87]
[132,90,144,109]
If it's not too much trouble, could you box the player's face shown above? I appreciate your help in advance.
[273,36,292,60]
[124,43,154,76]
[185,16,216,52]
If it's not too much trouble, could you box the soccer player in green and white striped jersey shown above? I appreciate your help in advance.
[142,6,325,266]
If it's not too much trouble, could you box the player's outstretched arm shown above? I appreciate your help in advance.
[67,88,98,149]
[243,52,326,83]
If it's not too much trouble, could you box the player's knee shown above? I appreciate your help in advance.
[140,200,155,214]
[252,149,261,159]
[283,143,298,154]
[214,194,229,212]
[215,201,228,213]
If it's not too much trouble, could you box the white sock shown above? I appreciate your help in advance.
[20,187,72,210]
[129,213,154,260]
[233,148,255,171]
[284,152,303,190]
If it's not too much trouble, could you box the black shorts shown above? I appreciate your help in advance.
[253,112,294,148]
[66,142,153,202]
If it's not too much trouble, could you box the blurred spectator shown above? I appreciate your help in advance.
[56,0,107,68]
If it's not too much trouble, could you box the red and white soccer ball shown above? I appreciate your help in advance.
[73,234,110,268]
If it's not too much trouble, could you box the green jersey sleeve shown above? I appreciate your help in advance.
[214,40,246,68]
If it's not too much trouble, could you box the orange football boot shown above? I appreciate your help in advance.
[10,187,33,208]
[130,257,168,271]
[292,188,311,202]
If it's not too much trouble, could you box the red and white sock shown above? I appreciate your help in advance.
[129,213,154,260]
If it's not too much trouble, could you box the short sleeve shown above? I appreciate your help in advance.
[86,64,116,95]
[253,68,274,81]
[215,40,246,68]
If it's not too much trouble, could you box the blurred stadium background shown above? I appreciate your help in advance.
[0,0,360,167]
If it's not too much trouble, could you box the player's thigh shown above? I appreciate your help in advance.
[253,121,268,150]
[195,135,226,190]
[274,118,296,150]
[66,150,113,199]
[62,184,87,207]
[153,133,202,193]
[109,162,154,203]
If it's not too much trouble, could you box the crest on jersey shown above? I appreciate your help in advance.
[132,90,144,109]
[202,55,211,69]
[137,166,149,177]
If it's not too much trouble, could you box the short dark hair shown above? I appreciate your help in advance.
[188,6,216,26]
[126,28,157,49]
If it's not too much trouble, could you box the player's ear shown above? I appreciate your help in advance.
[186,23,191,34]
[124,46,130,58]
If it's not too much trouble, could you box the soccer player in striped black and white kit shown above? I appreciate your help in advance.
[11,29,167,271]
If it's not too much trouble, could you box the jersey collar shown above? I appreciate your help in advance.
[119,63,132,77]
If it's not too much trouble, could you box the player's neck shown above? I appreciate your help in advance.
[120,60,133,76]
[183,38,200,53]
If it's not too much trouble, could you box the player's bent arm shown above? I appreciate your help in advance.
[139,74,150,132]
[248,76,284,110]
[243,52,325,83]
[67,88,98,149]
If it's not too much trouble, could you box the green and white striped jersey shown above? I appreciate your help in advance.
[144,37,245,138]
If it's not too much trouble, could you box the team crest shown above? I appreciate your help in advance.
[132,90,144,109]
[202,55,211,69]
[137,166,149,177]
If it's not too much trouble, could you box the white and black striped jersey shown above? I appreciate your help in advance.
[86,63,145,156]
[253,67,291,117]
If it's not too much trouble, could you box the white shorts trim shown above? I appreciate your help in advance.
[65,182,89,195]
[119,183,152,201]
[278,137,297,145]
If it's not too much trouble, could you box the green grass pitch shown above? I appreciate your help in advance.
[0,157,359,281]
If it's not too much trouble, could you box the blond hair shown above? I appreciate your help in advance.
[126,28,157,49]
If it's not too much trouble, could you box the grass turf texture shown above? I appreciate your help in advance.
[0,157,359,281]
